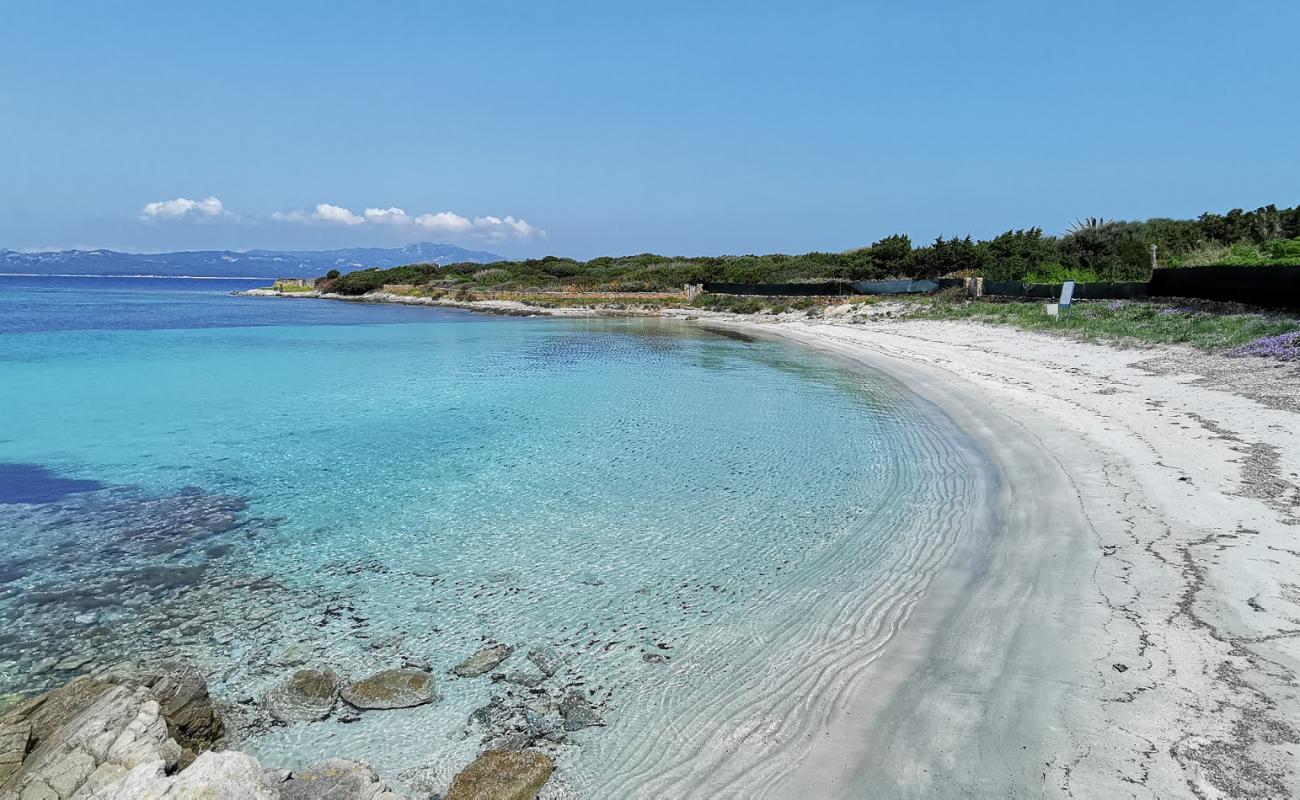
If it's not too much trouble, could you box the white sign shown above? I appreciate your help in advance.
[1059,280,1075,308]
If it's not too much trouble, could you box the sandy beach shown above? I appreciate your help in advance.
[706,317,1300,798]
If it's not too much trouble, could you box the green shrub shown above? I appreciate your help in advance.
[1265,238,1300,260]
[979,228,1058,281]
[1021,264,1103,284]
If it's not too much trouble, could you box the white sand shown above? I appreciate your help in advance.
[704,318,1300,798]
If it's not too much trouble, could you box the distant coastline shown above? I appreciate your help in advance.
[0,242,502,280]
[1,273,272,280]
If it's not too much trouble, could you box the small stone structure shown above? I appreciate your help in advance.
[272,278,311,290]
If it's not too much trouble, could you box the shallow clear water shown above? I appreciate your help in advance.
[0,276,991,796]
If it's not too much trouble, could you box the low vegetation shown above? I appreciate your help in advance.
[319,202,1300,296]
[919,300,1300,350]
[689,294,829,314]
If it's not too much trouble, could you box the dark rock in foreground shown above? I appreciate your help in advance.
[446,749,555,800]
[140,661,225,757]
[340,669,436,710]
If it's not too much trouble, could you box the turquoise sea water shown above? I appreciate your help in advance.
[0,276,992,796]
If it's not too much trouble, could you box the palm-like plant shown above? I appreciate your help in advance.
[1066,217,1112,236]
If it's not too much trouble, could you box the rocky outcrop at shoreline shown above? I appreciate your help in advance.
[0,661,559,799]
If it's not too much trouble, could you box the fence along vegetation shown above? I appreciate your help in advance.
[324,203,1300,296]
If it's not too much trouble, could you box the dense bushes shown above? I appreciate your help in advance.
[323,202,1300,294]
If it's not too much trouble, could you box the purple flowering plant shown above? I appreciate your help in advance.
[1225,330,1300,361]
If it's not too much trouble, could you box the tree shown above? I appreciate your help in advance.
[867,234,913,277]
[912,236,983,279]
[1059,221,1150,280]
[979,228,1059,281]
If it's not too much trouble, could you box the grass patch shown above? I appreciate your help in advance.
[921,300,1300,350]
[480,292,688,309]
[690,294,843,314]
[275,284,316,293]
[1020,264,1104,284]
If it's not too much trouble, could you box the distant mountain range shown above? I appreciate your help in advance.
[0,242,503,278]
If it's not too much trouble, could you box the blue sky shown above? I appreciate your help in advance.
[2,1,1298,259]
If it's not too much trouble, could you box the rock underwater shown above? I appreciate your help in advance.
[451,644,514,678]
[266,667,341,723]
[446,749,555,800]
[339,669,436,711]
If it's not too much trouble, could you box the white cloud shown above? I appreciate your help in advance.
[136,196,540,241]
[414,211,474,234]
[274,203,542,241]
[141,196,226,220]
[363,207,411,225]
[311,203,364,225]
[476,215,538,241]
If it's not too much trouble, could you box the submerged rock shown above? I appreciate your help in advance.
[267,668,341,722]
[52,655,93,672]
[558,691,603,732]
[400,654,432,671]
[467,693,567,751]
[446,749,555,800]
[270,645,310,668]
[280,757,400,799]
[496,667,546,688]
[526,648,564,678]
[452,645,514,678]
[340,669,435,710]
